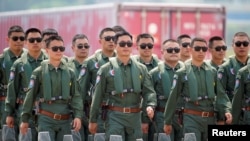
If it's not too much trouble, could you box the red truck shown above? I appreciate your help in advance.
[0,2,226,59]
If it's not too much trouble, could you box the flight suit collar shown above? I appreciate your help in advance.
[210,59,226,70]
[138,57,154,66]
[8,49,22,59]
[235,56,249,66]
[48,62,64,70]
[164,62,181,71]
[72,58,82,69]
[27,52,44,62]
[101,51,116,60]
[191,62,206,71]
[117,58,132,66]
[209,60,217,69]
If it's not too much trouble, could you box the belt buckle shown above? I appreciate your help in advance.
[123,107,131,113]
[201,112,209,117]
[53,114,62,120]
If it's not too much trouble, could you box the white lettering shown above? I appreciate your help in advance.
[212,129,247,136]
[212,129,218,136]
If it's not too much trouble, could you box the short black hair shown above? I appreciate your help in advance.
[112,25,126,33]
[72,34,88,45]
[208,36,223,48]
[136,33,154,44]
[45,35,64,48]
[177,34,191,44]
[162,39,178,50]
[8,25,24,37]
[232,32,250,43]
[25,28,41,39]
[99,27,115,39]
[191,37,207,47]
[114,31,133,44]
[41,28,58,39]
[162,39,178,45]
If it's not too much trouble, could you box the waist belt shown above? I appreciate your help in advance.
[242,106,250,111]
[184,96,209,102]
[39,96,65,102]
[108,106,141,113]
[38,109,70,120]
[39,98,69,104]
[16,98,24,104]
[0,96,6,101]
[183,109,214,117]
[110,88,134,95]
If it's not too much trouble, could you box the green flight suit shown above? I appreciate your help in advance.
[0,48,26,128]
[21,60,83,141]
[5,51,47,141]
[149,61,184,141]
[67,57,88,141]
[206,59,228,119]
[232,64,250,124]
[89,57,157,141]
[164,60,231,141]
[132,54,159,71]
[85,51,116,133]
[132,54,159,141]
[217,55,249,101]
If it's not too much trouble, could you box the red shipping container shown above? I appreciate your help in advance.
[0,2,226,59]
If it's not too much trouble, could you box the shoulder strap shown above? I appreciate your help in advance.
[158,62,171,97]
[184,60,198,101]
[94,51,106,67]
[109,58,123,94]
[61,61,71,99]
[203,62,216,99]
[20,54,32,88]
[130,58,142,93]
[41,60,52,100]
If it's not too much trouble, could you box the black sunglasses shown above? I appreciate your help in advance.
[235,41,249,47]
[103,36,115,42]
[139,43,153,49]
[165,47,180,53]
[118,41,133,47]
[28,37,42,43]
[182,42,191,48]
[50,46,65,52]
[214,46,227,51]
[11,36,25,41]
[193,46,208,52]
[77,44,90,49]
